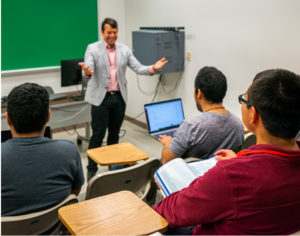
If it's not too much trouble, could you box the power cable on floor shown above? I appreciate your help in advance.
[119,129,127,139]
[62,127,76,136]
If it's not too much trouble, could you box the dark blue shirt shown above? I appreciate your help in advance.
[1,136,84,216]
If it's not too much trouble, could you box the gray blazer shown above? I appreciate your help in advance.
[84,40,151,106]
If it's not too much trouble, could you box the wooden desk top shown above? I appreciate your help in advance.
[87,142,149,166]
[58,191,168,235]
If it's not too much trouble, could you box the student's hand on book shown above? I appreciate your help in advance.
[214,149,237,161]
[158,135,172,146]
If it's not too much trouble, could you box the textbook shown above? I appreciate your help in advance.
[154,157,217,198]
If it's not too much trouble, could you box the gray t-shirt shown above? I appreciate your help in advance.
[1,136,84,216]
[169,112,244,159]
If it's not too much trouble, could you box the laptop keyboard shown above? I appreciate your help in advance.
[153,130,175,139]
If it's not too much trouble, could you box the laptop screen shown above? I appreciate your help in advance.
[144,99,185,133]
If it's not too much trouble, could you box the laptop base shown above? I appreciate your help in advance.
[151,130,176,140]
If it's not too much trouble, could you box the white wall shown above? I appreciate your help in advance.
[98,0,126,42]
[2,0,300,123]
[123,0,300,121]
[1,69,76,96]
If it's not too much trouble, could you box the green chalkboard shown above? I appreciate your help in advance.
[1,0,98,71]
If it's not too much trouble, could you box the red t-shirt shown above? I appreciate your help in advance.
[154,141,300,235]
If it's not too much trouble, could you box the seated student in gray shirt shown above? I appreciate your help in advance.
[159,66,244,164]
[2,83,84,216]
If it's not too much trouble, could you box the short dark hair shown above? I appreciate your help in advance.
[101,17,118,32]
[247,69,300,139]
[194,66,227,103]
[7,83,49,134]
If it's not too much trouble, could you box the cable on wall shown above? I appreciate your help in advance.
[160,56,186,94]
[131,74,162,120]
[160,72,182,94]
[136,73,160,96]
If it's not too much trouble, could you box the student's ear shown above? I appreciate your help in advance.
[46,109,51,123]
[5,112,12,127]
[249,106,259,126]
[196,88,203,99]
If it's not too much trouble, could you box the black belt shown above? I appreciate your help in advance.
[107,91,120,95]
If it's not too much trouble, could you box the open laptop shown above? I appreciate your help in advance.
[144,98,185,140]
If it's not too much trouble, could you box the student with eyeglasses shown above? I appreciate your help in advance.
[154,69,300,235]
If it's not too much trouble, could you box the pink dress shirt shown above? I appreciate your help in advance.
[105,42,155,92]
[106,43,119,92]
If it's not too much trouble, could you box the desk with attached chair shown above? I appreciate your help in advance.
[58,191,168,235]
[87,142,149,168]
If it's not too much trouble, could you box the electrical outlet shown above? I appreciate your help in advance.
[187,52,191,62]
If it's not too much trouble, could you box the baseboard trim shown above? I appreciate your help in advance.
[52,116,147,134]
[52,123,86,133]
[124,115,147,130]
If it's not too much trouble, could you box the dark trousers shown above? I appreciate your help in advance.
[163,226,196,235]
[87,92,126,174]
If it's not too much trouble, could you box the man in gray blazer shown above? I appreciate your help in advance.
[80,18,167,180]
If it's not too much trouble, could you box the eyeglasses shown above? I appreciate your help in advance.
[238,93,251,106]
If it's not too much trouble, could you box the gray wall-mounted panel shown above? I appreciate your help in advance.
[132,30,185,74]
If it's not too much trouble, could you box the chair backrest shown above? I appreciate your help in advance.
[43,86,54,95]
[86,158,161,205]
[1,194,78,235]
[1,126,52,142]
[241,133,257,150]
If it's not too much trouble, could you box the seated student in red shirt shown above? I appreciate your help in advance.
[154,68,300,235]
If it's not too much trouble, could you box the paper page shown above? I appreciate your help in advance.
[155,158,196,196]
[187,158,217,177]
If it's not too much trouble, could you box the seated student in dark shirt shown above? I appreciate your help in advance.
[2,83,84,216]
[154,69,300,235]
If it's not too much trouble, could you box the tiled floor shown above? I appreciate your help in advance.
[52,120,163,202]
